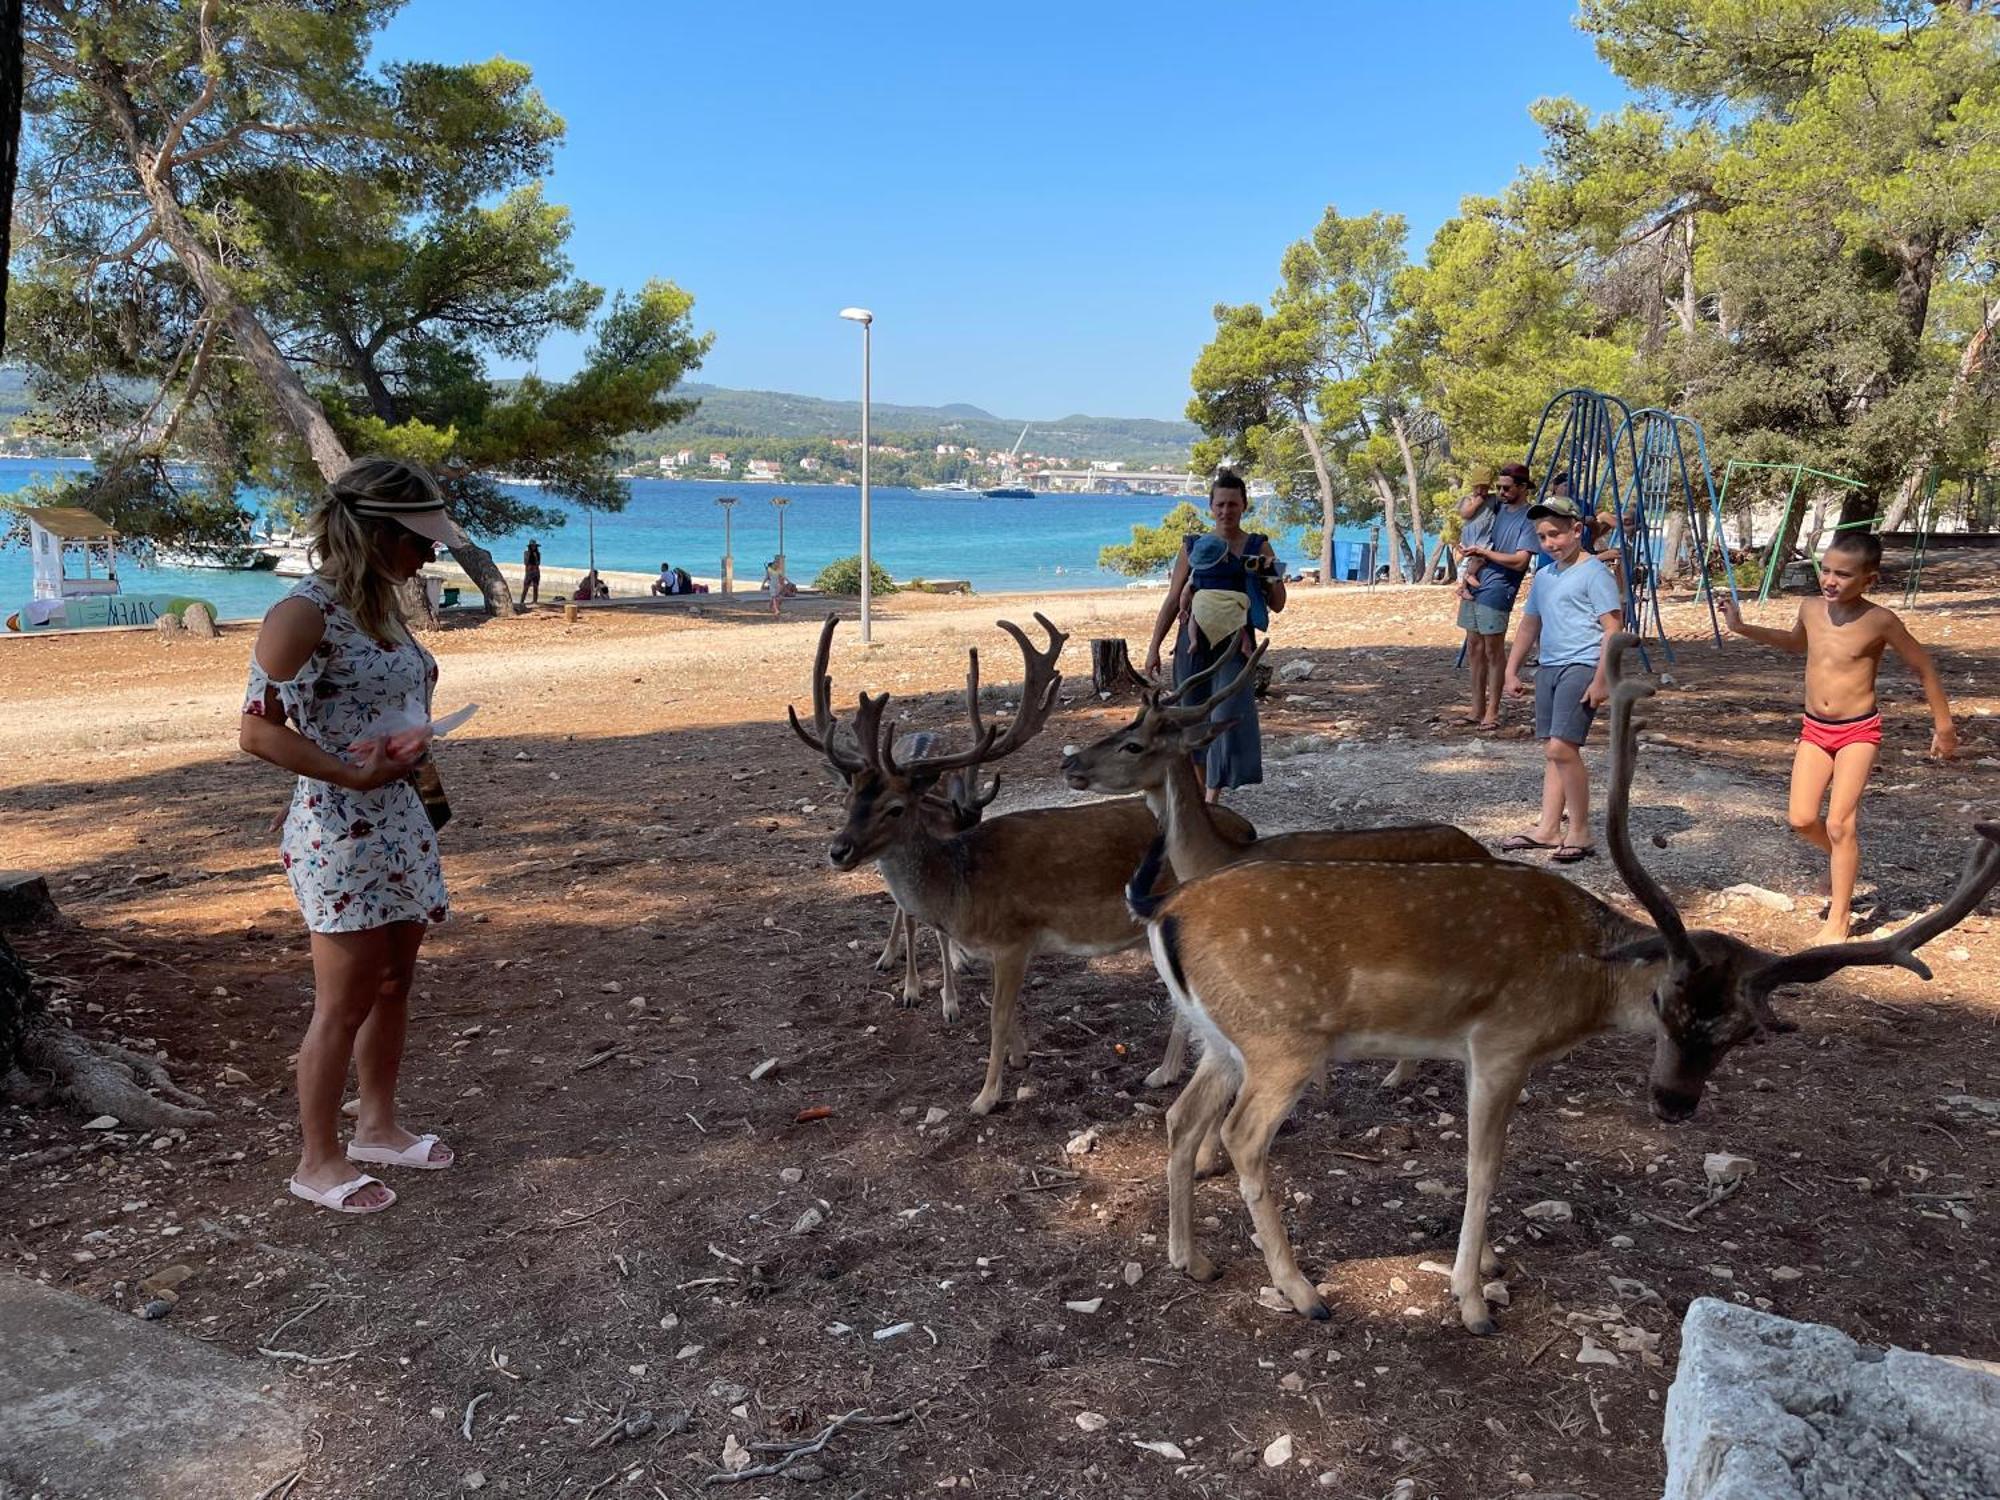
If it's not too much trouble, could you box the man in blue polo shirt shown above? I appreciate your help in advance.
[1454,462,1541,730]
[1500,492,1624,864]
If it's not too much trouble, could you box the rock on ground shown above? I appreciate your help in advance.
[0,1273,308,1499]
[1663,1297,2000,1500]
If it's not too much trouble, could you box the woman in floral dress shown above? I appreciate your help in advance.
[240,458,465,1215]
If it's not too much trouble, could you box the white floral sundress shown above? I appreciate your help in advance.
[242,576,449,933]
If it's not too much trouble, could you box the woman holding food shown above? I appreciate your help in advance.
[239,457,465,1214]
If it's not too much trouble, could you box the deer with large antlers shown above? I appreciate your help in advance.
[1128,634,2000,1335]
[1060,640,1493,1090]
[873,760,998,1021]
[790,613,1253,1114]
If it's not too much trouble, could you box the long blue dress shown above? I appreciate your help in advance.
[1171,532,1270,792]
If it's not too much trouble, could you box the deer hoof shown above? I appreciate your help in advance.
[1144,1065,1179,1090]
[1305,1300,1332,1322]
[968,1091,1000,1117]
[1193,1147,1228,1180]
[941,999,961,1025]
[1380,1060,1416,1089]
[1183,1250,1221,1283]
[1462,1311,1498,1337]
[1480,1247,1503,1278]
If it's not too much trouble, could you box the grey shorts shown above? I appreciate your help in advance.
[1457,598,1509,636]
[1534,662,1600,744]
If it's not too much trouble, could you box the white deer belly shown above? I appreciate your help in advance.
[1331,1032,1469,1064]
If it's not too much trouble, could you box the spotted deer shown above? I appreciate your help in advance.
[1128,634,2000,1335]
[789,613,1252,1114]
[1059,640,1492,1090]
[873,761,998,1021]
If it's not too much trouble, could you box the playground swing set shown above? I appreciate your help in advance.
[1457,386,1962,667]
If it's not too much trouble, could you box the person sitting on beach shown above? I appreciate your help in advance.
[651,562,678,597]
[575,570,608,601]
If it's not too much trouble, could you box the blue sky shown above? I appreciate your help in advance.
[377,2,1632,421]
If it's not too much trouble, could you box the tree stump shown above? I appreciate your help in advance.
[1090,638,1146,696]
[0,872,57,929]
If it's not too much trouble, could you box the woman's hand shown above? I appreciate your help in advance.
[1143,647,1163,678]
[380,724,434,761]
[342,737,425,792]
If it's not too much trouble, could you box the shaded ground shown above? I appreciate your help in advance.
[1,560,1996,1499]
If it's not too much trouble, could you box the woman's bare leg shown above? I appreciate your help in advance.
[297,929,394,1205]
[351,921,451,1164]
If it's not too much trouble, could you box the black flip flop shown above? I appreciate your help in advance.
[1551,844,1598,864]
[1498,835,1557,852]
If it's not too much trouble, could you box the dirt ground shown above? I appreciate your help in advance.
[1,559,1996,1500]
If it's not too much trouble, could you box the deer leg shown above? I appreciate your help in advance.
[970,949,1027,1116]
[901,920,925,1006]
[1451,1053,1529,1336]
[1146,1013,1189,1089]
[876,908,907,973]
[1165,1052,1238,1284]
[936,931,962,1025]
[1220,1046,1327,1319]
[1380,1060,1417,1089]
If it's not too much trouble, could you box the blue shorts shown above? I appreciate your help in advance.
[1534,662,1599,744]
[1457,598,1510,636]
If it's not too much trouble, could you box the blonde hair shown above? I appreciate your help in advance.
[305,457,442,645]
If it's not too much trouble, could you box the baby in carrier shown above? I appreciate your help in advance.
[1177,532,1268,656]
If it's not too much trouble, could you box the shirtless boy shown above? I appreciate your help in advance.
[1723,533,1958,942]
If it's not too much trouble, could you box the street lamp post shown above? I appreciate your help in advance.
[717,495,738,595]
[771,494,789,570]
[839,307,874,643]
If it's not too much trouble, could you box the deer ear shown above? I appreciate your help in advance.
[1184,716,1237,751]
[1599,935,1673,966]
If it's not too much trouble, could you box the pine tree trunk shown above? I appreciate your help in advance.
[450,540,516,616]
[1881,298,2000,533]
[91,62,354,483]
[1294,417,1337,584]
[1390,413,1428,576]
[1369,468,1405,582]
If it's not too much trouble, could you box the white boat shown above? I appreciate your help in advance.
[919,480,978,495]
[157,544,279,571]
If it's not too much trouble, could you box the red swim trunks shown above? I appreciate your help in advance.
[1799,710,1882,754]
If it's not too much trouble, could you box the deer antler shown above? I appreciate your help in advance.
[1161,640,1269,726]
[1603,633,1695,963]
[787,614,865,774]
[1748,822,2000,995]
[896,613,1068,780]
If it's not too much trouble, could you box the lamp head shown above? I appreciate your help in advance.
[839,307,874,325]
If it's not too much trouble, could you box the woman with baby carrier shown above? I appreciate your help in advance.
[239,457,463,1215]
[1142,468,1287,802]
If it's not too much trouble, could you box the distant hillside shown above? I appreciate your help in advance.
[652,384,1199,465]
[0,366,1201,470]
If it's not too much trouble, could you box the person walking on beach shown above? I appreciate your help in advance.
[521,539,542,605]
[762,556,794,616]
[1143,468,1286,803]
[1499,493,1622,864]
[1454,463,1539,729]
[239,457,463,1216]
[1723,532,1958,941]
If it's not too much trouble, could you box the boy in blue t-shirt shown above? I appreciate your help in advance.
[1500,494,1624,864]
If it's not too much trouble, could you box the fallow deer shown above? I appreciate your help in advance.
[1128,635,2000,1335]
[789,613,1251,1114]
[1059,640,1492,1090]
[873,760,998,1021]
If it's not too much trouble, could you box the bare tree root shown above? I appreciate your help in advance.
[10,1020,214,1128]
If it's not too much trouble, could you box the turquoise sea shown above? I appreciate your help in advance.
[1,459,1406,622]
